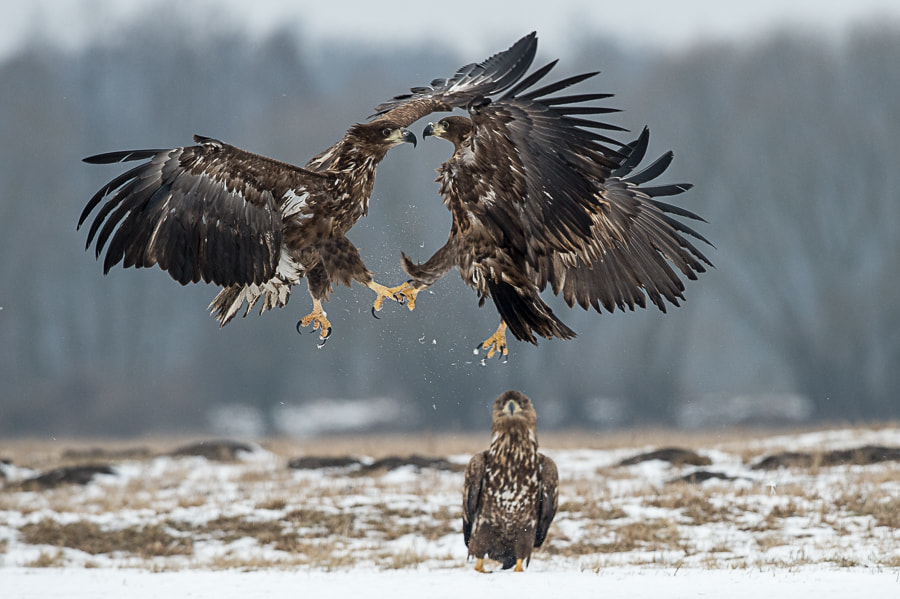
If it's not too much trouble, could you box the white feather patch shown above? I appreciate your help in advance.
[282,189,311,218]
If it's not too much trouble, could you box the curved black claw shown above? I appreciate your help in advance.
[371,306,380,320]
[473,343,509,365]
[296,320,304,335]
[316,327,333,349]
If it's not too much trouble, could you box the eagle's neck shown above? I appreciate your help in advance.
[309,139,384,215]
[489,424,538,465]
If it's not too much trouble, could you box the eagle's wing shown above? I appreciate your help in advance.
[541,127,713,313]
[369,32,538,128]
[464,66,712,313]
[462,450,487,547]
[79,135,331,287]
[465,63,628,258]
[534,453,558,548]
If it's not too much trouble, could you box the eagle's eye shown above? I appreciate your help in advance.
[381,128,393,138]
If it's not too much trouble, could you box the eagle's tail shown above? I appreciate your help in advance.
[487,279,576,344]
[492,550,517,570]
[208,278,293,326]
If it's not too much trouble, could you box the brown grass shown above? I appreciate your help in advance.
[4,426,900,571]
[19,519,193,557]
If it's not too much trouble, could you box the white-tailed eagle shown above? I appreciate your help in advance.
[378,38,713,358]
[463,390,558,572]
[78,34,540,345]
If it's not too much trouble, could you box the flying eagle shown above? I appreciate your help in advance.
[382,46,713,358]
[463,390,558,572]
[78,34,539,344]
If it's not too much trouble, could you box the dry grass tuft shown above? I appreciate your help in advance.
[19,519,193,557]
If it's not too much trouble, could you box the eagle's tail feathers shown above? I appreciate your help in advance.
[487,279,576,344]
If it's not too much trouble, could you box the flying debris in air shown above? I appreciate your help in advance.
[79,32,711,355]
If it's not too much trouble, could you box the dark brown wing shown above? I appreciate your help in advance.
[534,453,558,548]
[79,135,331,287]
[462,450,487,547]
[540,128,713,314]
[465,63,628,258]
[369,32,538,128]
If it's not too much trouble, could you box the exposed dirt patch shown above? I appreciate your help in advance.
[618,447,712,467]
[752,445,900,470]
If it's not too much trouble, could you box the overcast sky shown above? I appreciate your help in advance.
[5,0,900,61]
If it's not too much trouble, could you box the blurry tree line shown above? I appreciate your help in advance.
[1,19,898,436]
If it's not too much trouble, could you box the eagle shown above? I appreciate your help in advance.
[382,46,713,358]
[463,390,558,573]
[78,33,540,345]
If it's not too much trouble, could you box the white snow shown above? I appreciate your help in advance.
[2,567,898,598]
[2,427,899,597]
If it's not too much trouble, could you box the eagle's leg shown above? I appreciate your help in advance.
[478,321,509,361]
[513,559,524,572]
[368,280,415,316]
[474,557,487,573]
[297,299,332,346]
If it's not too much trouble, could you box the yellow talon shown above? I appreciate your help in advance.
[480,321,508,360]
[368,281,394,313]
[474,557,487,573]
[391,281,421,311]
[298,300,331,341]
[368,281,421,313]
[513,558,524,572]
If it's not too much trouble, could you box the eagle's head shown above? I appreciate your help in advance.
[491,390,538,436]
[347,120,417,155]
[423,116,473,148]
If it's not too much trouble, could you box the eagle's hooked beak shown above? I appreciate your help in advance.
[505,400,519,416]
[401,128,417,148]
[423,121,447,139]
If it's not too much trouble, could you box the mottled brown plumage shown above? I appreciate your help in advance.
[463,390,558,572]
[392,39,713,358]
[78,34,539,343]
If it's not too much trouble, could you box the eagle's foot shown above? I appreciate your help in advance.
[296,304,332,348]
[389,280,421,311]
[513,559,524,572]
[368,280,414,318]
[474,558,487,574]
[475,322,509,363]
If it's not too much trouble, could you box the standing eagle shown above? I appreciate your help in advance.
[381,44,713,358]
[464,390,558,572]
[78,34,539,344]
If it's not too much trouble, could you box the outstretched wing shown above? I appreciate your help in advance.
[534,453,558,548]
[462,450,487,547]
[461,64,712,314]
[539,127,713,314]
[79,135,330,287]
[369,32,538,128]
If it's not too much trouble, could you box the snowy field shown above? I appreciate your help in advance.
[2,426,899,597]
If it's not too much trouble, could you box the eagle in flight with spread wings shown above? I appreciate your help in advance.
[376,36,713,359]
[464,390,558,573]
[78,34,540,345]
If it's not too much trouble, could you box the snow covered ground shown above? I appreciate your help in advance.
[2,426,899,597]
